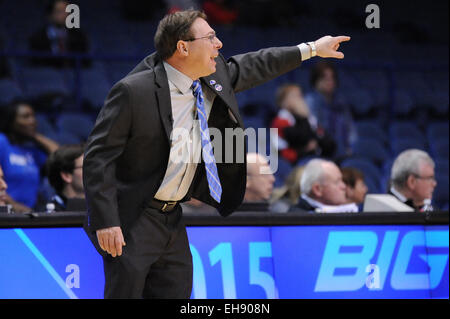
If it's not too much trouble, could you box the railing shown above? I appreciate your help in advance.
[0,210,448,228]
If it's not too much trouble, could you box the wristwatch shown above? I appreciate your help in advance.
[307,41,317,57]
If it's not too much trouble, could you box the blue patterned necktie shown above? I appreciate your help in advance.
[192,80,222,203]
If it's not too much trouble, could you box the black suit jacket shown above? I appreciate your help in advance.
[289,197,316,213]
[83,46,302,239]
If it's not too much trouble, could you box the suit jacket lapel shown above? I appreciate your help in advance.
[153,58,173,141]
[151,53,244,142]
[201,74,244,128]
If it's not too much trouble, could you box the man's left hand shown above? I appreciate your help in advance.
[315,35,351,59]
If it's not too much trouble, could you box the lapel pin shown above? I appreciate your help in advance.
[214,84,222,92]
[209,79,216,85]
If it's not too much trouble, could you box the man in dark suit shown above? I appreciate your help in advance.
[389,149,436,212]
[83,10,350,298]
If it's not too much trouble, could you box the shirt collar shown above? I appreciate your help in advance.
[301,194,359,213]
[301,194,325,209]
[163,61,193,95]
[390,186,408,203]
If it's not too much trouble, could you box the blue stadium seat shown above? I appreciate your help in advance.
[392,89,414,116]
[379,174,391,193]
[430,91,449,115]
[292,70,311,92]
[346,89,374,116]
[56,113,94,141]
[389,121,426,143]
[351,138,390,165]
[341,157,382,184]
[433,176,449,209]
[80,69,111,110]
[434,158,449,177]
[382,158,395,177]
[363,175,381,194]
[47,130,81,145]
[355,121,388,144]
[430,139,449,158]
[21,67,70,98]
[391,138,427,157]
[35,113,56,136]
[0,79,23,106]
[427,122,449,142]
[107,61,137,85]
[243,116,265,129]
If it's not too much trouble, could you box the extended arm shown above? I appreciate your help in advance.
[227,35,350,93]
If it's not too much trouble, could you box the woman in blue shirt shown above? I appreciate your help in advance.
[0,101,59,212]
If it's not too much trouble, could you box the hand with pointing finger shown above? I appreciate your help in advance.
[315,35,351,59]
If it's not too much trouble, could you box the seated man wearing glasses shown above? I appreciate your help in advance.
[45,144,86,211]
[389,149,437,212]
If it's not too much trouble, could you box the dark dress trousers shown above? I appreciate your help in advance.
[83,46,303,298]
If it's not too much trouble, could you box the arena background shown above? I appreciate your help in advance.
[0,0,448,301]
[0,0,448,208]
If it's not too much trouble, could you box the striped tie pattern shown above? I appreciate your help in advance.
[192,80,222,203]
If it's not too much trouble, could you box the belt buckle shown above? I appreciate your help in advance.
[161,201,177,212]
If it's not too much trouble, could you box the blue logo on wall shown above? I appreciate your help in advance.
[315,230,449,293]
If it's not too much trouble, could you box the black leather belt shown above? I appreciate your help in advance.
[147,198,179,213]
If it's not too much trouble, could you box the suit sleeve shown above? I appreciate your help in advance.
[226,46,302,93]
[83,82,132,232]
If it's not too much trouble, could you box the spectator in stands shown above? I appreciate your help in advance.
[0,165,7,206]
[305,61,356,157]
[341,167,368,206]
[290,158,358,212]
[239,152,275,211]
[45,144,85,211]
[0,100,59,212]
[29,0,90,68]
[271,83,336,164]
[389,149,437,212]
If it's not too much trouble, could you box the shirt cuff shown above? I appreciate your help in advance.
[297,43,311,61]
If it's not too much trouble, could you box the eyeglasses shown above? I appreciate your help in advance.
[184,32,218,44]
[412,174,436,182]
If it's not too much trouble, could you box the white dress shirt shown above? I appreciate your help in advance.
[154,62,215,201]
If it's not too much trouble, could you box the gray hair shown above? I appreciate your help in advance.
[300,159,330,195]
[391,149,435,190]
